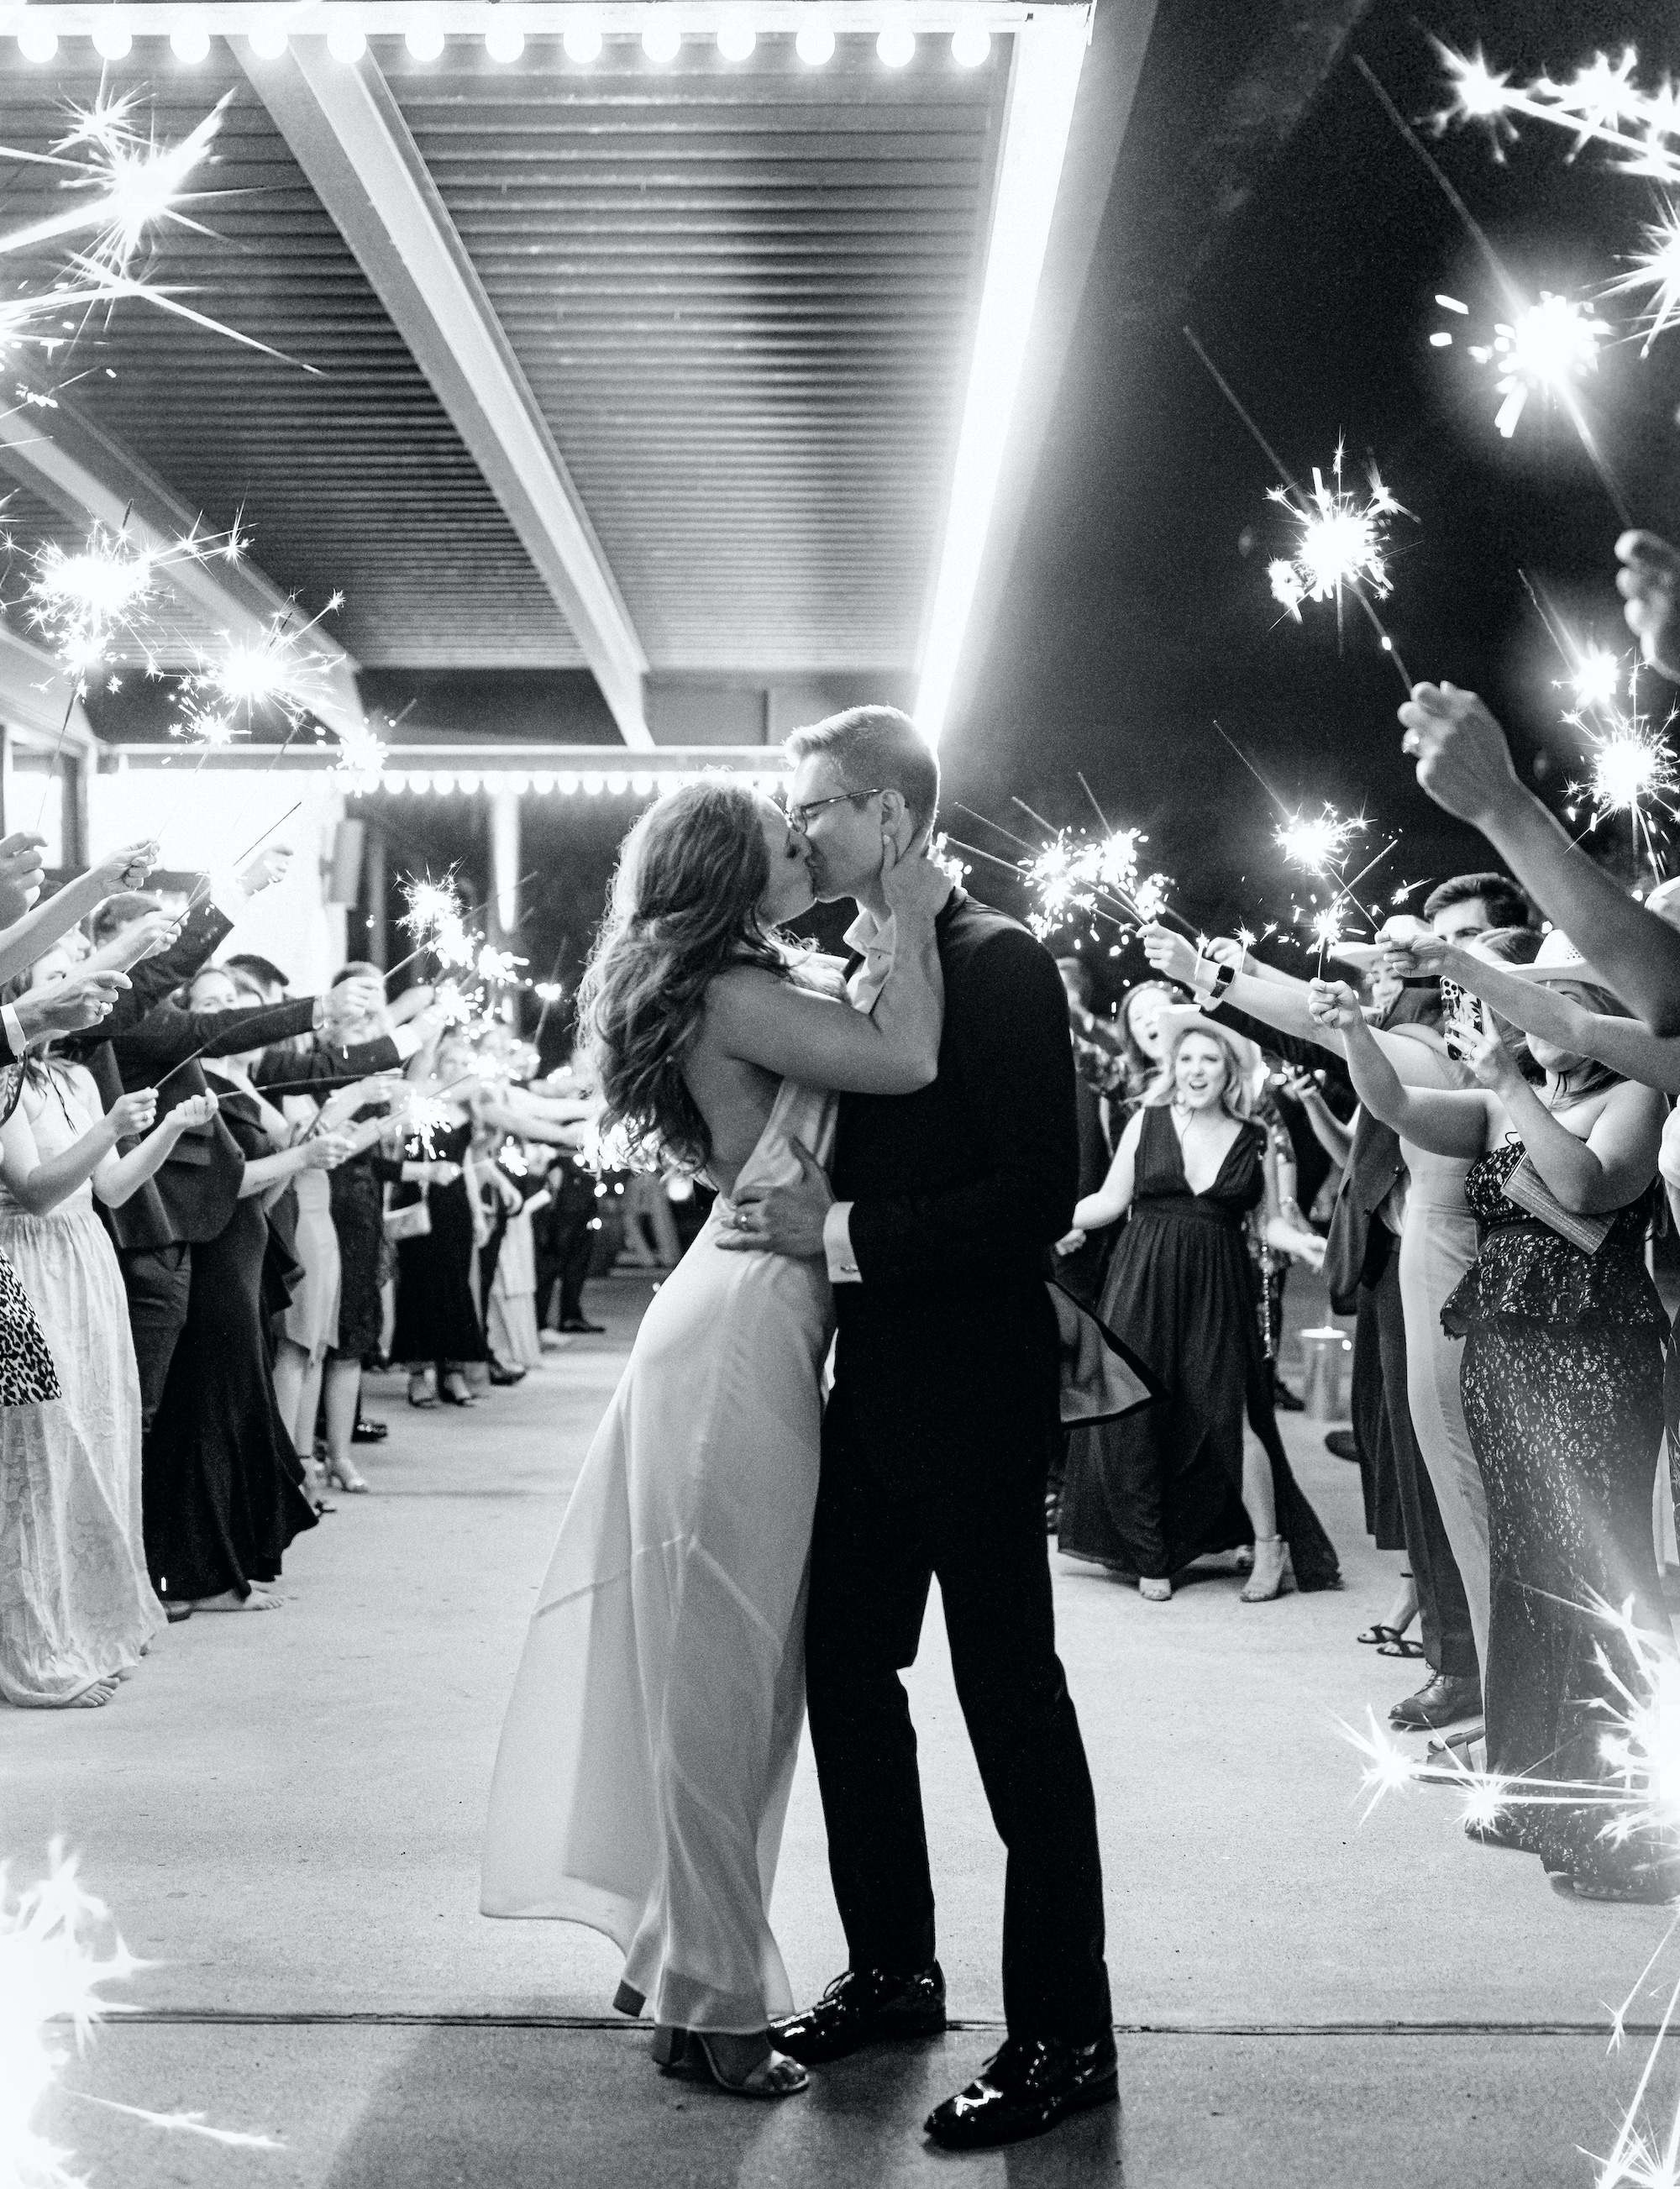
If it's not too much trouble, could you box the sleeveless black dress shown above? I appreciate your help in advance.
[1444,1139,1672,1888]
[387,1119,487,1370]
[1058,1105,1341,1588]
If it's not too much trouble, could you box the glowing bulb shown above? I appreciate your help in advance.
[951,23,990,66]
[17,21,59,60]
[92,20,134,59]
[643,18,680,61]
[171,21,212,60]
[795,21,835,64]
[247,21,289,58]
[405,18,446,60]
[564,18,603,61]
[485,20,524,61]
[327,21,367,62]
[877,22,915,66]
[717,14,755,60]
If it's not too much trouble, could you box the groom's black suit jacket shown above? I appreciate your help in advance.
[829,890,1078,1485]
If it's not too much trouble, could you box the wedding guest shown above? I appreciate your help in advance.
[487,1147,550,1371]
[1055,1013,1340,1601]
[143,996,356,1615]
[1399,681,1680,1034]
[0,1020,216,1705]
[66,872,382,1442]
[1054,957,1120,1310]
[391,1036,487,1408]
[1316,945,1672,1899]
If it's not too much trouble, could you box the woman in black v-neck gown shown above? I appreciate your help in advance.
[1058,1100,1341,1588]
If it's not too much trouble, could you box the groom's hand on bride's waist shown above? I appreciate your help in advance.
[717,1140,832,1260]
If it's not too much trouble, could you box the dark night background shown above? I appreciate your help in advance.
[329,0,1680,1041]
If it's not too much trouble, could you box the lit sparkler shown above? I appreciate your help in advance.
[169,595,345,748]
[0,92,228,278]
[0,1840,281,2186]
[23,518,240,688]
[401,879,476,972]
[1609,201,1680,354]
[1019,828,1174,942]
[1275,806,1367,876]
[1431,288,1614,439]
[1265,443,1410,622]
[1435,41,1680,185]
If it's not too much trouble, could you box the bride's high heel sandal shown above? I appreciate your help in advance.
[1240,1535,1291,1603]
[650,2024,807,2098]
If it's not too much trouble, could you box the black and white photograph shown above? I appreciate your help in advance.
[8,2,1680,2183]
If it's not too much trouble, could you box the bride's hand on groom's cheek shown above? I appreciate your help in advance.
[717,1142,833,1259]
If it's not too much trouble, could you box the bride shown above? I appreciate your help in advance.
[480,777,948,2097]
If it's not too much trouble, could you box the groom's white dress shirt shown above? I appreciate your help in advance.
[820,906,897,1286]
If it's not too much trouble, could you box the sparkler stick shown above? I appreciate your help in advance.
[1182,328,1415,690]
[181,802,304,916]
[1353,54,1637,530]
[1076,771,1111,830]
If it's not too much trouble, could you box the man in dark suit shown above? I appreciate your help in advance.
[722,707,1114,2151]
[64,869,386,1434]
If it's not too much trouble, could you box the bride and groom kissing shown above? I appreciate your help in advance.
[480,706,1116,2150]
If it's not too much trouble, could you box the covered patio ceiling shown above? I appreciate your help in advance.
[0,0,1121,749]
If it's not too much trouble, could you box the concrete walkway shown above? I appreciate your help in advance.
[10,1274,1678,2186]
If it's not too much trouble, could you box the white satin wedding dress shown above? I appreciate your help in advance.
[480,1076,836,2034]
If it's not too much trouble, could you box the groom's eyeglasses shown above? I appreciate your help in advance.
[780,789,885,835]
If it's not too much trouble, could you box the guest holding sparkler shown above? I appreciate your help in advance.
[1400,680,1680,1035]
[0,1025,218,1707]
[1055,1011,1339,1601]
[391,1032,488,1408]
[1313,953,1673,1900]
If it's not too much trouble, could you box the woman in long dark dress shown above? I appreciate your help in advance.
[1057,1016,1341,1602]
[142,1068,351,1613]
[390,1107,486,1408]
[1321,948,1673,1901]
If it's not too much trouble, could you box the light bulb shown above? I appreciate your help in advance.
[642,18,680,61]
[717,13,755,60]
[405,18,446,60]
[564,18,603,61]
[877,23,915,66]
[950,22,990,66]
[248,21,289,58]
[795,22,834,63]
[16,22,56,61]
[92,19,134,59]
[171,22,212,61]
[485,19,525,60]
[327,21,367,62]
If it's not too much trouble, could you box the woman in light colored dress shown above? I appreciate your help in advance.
[481,780,948,2099]
[0,956,218,1707]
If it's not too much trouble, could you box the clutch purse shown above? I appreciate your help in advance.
[384,1190,432,1244]
[1499,1153,1614,1256]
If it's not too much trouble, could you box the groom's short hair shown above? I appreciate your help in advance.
[785,706,940,830]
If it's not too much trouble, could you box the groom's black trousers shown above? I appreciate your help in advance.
[806,1363,1112,2045]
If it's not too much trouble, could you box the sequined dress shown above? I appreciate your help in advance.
[1442,1138,1672,1888]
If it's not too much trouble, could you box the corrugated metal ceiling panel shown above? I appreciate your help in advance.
[380,34,1007,671]
[0,54,585,669]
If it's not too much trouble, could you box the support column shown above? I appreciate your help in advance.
[365,822,388,969]
[489,787,522,947]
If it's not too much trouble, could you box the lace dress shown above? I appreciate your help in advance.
[1443,1139,1672,1888]
[0,1068,160,1705]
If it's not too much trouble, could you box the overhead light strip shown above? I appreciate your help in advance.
[914,8,1089,748]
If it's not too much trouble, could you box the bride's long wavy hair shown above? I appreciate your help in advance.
[577,779,791,1174]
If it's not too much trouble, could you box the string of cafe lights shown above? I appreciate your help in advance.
[9,10,999,71]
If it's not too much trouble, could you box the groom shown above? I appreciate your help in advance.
[720,706,1115,2148]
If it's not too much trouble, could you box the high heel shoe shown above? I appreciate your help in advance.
[439,1374,478,1407]
[1240,1535,1291,1602]
[325,1459,370,1493]
[650,2024,807,2098]
[407,1373,437,1409]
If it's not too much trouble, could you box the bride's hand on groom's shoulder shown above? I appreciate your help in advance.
[716,1140,833,1260]
[880,823,953,926]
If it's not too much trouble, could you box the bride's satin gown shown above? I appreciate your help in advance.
[481,1078,835,2033]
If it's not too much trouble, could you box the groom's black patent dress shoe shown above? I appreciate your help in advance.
[770,1964,946,2064]
[925,2030,1120,2150]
